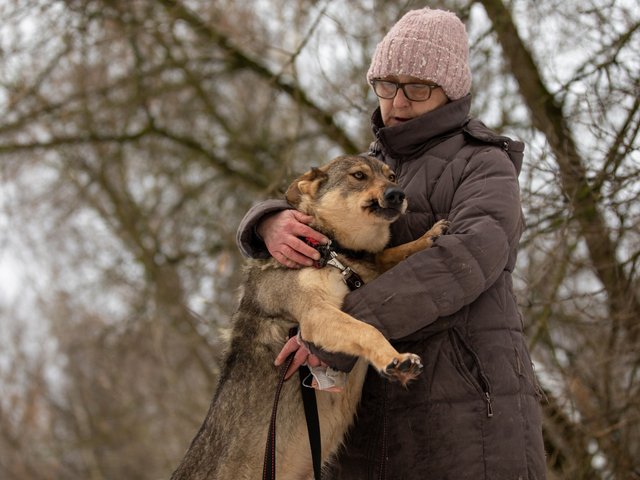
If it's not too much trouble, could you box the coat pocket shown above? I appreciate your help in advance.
[448,328,494,418]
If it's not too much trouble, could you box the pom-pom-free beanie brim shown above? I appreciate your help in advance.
[367,8,471,100]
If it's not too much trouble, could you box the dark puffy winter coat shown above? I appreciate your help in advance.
[237,95,547,480]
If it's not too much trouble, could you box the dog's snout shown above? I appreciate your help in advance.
[384,187,406,206]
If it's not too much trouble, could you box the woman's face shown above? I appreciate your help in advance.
[376,75,449,127]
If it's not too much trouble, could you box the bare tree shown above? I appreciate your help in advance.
[475,0,639,477]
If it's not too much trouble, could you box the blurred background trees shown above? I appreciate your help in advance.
[0,0,637,478]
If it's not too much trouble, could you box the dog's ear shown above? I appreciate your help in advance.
[285,167,328,207]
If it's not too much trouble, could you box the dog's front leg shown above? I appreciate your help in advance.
[295,300,422,386]
[375,219,449,272]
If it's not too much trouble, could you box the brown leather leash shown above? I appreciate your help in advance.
[263,328,322,480]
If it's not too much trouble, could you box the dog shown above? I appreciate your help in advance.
[170,154,448,480]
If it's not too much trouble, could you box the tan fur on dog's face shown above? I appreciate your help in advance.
[286,155,406,253]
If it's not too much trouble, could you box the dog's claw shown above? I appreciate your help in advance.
[398,358,422,373]
[381,353,423,385]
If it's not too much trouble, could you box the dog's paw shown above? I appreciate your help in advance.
[381,353,423,386]
[428,219,450,239]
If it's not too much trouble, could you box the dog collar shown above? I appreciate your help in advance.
[303,237,365,290]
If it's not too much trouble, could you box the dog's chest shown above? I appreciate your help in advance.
[296,267,350,307]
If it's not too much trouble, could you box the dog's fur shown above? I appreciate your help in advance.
[171,155,448,480]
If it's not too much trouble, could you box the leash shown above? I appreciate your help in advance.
[299,364,323,479]
[263,328,323,480]
[264,243,366,480]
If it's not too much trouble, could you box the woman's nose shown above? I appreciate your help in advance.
[393,87,411,107]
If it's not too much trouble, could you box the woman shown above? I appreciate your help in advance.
[237,8,546,479]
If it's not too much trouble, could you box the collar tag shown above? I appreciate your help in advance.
[327,252,364,290]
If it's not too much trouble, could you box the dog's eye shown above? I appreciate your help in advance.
[389,174,397,182]
[352,171,366,180]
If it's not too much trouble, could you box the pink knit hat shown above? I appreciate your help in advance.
[367,8,472,100]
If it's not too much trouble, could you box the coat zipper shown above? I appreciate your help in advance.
[485,391,494,418]
[451,328,494,418]
[477,361,494,418]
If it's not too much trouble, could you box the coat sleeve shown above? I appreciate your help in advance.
[235,199,291,259]
[341,147,524,341]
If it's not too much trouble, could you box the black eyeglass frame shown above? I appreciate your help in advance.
[369,79,440,102]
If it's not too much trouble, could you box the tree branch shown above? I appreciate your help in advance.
[156,0,360,154]
[479,0,640,342]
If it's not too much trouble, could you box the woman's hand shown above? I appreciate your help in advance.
[274,334,325,380]
[257,210,328,268]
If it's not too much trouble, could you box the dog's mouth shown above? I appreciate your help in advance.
[365,199,404,220]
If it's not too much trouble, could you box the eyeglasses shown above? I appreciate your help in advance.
[370,79,440,102]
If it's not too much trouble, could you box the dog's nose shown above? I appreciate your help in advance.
[384,187,406,206]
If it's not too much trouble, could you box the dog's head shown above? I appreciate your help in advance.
[285,155,407,252]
